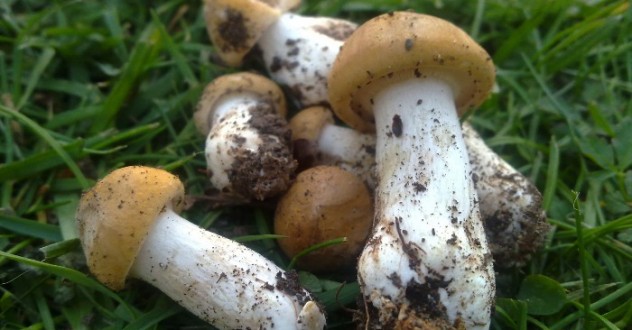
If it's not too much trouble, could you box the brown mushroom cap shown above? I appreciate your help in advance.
[193,72,287,136]
[204,0,300,67]
[274,165,373,272]
[76,166,185,290]
[328,12,496,133]
[288,106,334,142]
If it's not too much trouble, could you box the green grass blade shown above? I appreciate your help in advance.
[0,214,62,241]
[0,105,90,188]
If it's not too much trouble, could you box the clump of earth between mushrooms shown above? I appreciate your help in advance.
[76,166,325,329]
[328,12,496,329]
[194,72,296,201]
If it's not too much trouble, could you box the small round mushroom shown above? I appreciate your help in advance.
[204,0,356,106]
[274,165,373,272]
[76,166,325,329]
[328,12,496,329]
[289,106,376,187]
[194,72,295,201]
[462,122,549,267]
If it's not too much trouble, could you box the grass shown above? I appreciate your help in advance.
[1,0,631,328]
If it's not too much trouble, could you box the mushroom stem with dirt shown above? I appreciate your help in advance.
[76,166,325,330]
[194,72,295,201]
[290,106,547,266]
[462,122,549,267]
[328,12,496,329]
[204,0,356,106]
[289,106,377,187]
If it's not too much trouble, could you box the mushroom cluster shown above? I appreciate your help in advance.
[75,3,549,330]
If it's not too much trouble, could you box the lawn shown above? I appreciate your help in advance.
[1,0,631,329]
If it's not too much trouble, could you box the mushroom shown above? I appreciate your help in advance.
[289,106,376,187]
[76,166,326,329]
[289,106,547,266]
[274,165,373,272]
[203,0,356,106]
[193,72,296,201]
[327,12,496,329]
[462,122,549,267]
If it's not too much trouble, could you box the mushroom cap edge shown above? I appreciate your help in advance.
[76,166,185,290]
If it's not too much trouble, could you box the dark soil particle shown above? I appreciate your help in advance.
[275,270,311,306]
[218,9,249,52]
[392,114,403,137]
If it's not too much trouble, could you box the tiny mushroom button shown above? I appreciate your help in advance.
[76,166,325,330]
[328,12,496,329]
[194,72,295,201]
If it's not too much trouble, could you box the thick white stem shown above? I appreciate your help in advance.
[258,13,356,106]
[357,79,494,329]
[462,122,548,267]
[205,96,266,191]
[317,124,376,187]
[129,208,325,329]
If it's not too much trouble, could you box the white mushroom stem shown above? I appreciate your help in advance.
[313,124,376,187]
[357,79,494,329]
[257,13,356,106]
[205,93,294,200]
[462,122,548,267]
[129,206,325,329]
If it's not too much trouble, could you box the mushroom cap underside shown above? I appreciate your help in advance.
[328,11,496,133]
[76,166,185,290]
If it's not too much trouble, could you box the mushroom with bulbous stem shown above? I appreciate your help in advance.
[274,165,373,272]
[328,12,496,329]
[194,72,296,201]
[76,166,326,329]
[204,0,356,106]
[289,106,548,267]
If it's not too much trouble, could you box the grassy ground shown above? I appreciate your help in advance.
[1,0,631,329]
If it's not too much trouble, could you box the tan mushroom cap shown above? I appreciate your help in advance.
[76,166,185,291]
[193,72,287,136]
[328,12,496,133]
[274,165,373,272]
[204,0,300,67]
[288,106,334,142]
